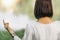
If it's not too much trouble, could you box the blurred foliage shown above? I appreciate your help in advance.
[16,0,35,20]
[0,31,13,40]
[0,29,25,40]
[0,0,60,20]
[15,29,25,39]
[13,0,60,20]
[0,0,60,40]
[52,0,60,20]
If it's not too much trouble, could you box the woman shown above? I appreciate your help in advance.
[3,0,60,40]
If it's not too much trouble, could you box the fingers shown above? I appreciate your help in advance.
[3,19,6,24]
[3,19,9,25]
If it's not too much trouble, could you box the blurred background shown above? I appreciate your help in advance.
[0,0,60,40]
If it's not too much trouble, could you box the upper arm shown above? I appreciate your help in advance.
[22,24,33,40]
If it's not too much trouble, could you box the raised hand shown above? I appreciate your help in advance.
[3,19,9,29]
[3,19,15,37]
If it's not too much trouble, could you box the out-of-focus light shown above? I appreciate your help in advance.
[1,0,15,7]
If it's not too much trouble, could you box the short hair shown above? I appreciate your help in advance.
[34,0,53,19]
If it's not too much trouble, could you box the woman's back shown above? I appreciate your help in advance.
[27,21,60,40]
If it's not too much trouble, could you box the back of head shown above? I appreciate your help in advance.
[34,0,53,19]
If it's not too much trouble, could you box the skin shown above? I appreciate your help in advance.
[37,17,53,24]
[3,17,53,36]
[3,20,15,36]
[3,0,23,36]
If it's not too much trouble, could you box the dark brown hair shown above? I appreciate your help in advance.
[34,0,53,19]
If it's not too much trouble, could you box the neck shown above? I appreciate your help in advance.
[37,17,53,24]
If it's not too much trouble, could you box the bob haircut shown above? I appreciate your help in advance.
[34,0,53,19]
